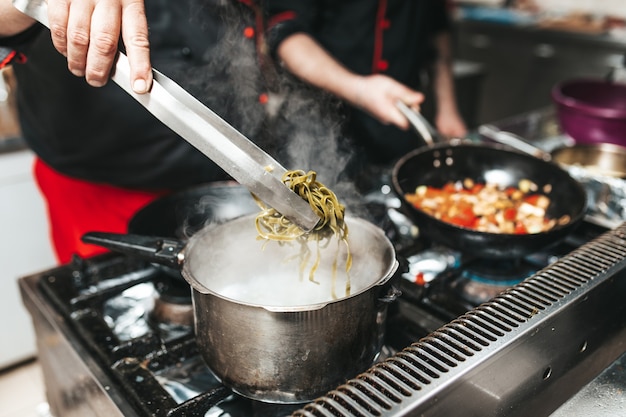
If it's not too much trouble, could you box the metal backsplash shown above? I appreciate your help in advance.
[294,223,626,417]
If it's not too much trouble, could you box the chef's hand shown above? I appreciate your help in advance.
[47,0,152,93]
[436,110,467,140]
[352,74,424,130]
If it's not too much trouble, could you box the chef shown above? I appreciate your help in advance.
[0,0,271,263]
[265,0,467,177]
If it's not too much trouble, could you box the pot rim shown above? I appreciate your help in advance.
[181,214,399,312]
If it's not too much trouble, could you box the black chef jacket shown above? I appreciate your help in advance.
[266,0,451,166]
[0,0,269,190]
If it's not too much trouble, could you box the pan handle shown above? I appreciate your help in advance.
[396,101,437,146]
[478,124,552,161]
[82,232,186,268]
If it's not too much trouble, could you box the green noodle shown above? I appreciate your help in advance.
[254,170,352,298]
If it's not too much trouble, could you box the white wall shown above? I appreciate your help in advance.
[0,149,56,369]
[530,0,626,19]
[455,0,626,19]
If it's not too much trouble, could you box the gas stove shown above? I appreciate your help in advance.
[17,105,626,417]
[19,209,626,417]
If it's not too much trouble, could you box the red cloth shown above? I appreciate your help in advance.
[34,158,168,264]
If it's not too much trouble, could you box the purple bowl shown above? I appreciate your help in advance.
[552,79,626,146]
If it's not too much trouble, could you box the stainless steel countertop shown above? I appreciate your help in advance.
[480,106,626,415]
[551,352,626,416]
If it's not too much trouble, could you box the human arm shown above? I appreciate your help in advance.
[276,32,423,130]
[0,0,152,93]
[430,32,467,139]
[0,0,36,36]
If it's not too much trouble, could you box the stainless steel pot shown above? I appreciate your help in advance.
[480,125,626,178]
[82,213,399,403]
[549,143,626,178]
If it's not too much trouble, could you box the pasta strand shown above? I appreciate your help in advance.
[255,170,352,298]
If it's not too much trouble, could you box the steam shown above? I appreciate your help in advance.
[167,1,267,141]
[269,77,364,210]
[165,0,369,220]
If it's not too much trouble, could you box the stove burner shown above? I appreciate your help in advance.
[150,274,193,327]
[150,296,194,328]
[154,355,306,416]
[249,401,302,417]
[403,247,460,285]
[102,279,193,342]
[153,272,192,304]
[26,214,608,417]
[452,258,535,305]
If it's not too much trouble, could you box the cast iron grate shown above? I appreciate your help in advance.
[292,223,626,417]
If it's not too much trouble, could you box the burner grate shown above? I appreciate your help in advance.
[293,223,626,417]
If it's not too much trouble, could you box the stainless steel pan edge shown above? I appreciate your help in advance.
[13,0,320,231]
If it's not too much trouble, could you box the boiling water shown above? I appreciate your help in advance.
[202,238,353,306]
[217,269,351,306]
[185,215,395,307]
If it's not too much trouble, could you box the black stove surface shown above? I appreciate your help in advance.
[38,254,307,416]
[387,219,608,342]
[34,218,608,417]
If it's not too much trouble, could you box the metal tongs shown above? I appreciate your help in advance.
[13,0,320,231]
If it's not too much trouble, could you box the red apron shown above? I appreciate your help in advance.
[34,158,168,264]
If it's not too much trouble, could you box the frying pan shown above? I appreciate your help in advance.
[128,181,258,238]
[127,181,259,285]
[391,142,587,258]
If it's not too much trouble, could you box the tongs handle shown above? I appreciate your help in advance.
[13,0,320,231]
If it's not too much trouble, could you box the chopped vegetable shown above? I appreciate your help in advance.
[405,178,570,234]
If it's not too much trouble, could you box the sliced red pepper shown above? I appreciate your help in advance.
[460,204,474,218]
[443,183,457,193]
[503,207,517,221]
[514,222,528,234]
[504,187,517,196]
[423,187,443,198]
[447,214,479,228]
[524,194,541,205]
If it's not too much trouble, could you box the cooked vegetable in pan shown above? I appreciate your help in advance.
[404,178,571,234]
[255,170,352,297]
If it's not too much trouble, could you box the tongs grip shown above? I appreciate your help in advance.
[13,0,320,231]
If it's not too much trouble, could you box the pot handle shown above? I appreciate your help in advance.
[82,232,186,269]
[378,285,402,304]
[375,256,404,304]
[376,259,400,287]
